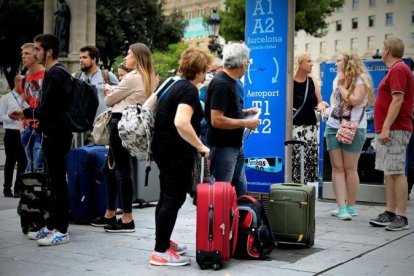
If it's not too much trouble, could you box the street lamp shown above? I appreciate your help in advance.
[207,9,222,56]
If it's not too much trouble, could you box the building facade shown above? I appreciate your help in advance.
[295,0,414,77]
[163,0,225,48]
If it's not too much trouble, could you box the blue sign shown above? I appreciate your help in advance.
[319,58,413,134]
[318,58,413,189]
[244,0,289,192]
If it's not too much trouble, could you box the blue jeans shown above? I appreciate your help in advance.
[21,127,43,172]
[209,146,247,197]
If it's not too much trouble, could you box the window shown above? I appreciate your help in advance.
[335,40,342,52]
[368,15,375,27]
[412,11,414,24]
[320,41,327,54]
[351,38,358,51]
[336,20,342,31]
[385,33,393,40]
[386,13,393,25]
[367,36,376,50]
[305,43,312,53]
[411,33,414,46]
[352,18,358,29]
[352,0,359,9]
[369,0,376,7]
[386,0,394,4]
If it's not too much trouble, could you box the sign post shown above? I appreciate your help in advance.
[244,0,295,193]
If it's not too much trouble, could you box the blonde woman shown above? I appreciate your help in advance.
[91,43,158,232]
[292,53,325,183]
[325,52,374,220]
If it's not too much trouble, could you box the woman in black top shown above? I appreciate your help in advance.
[150,47,212,266]
[292,53,327,183]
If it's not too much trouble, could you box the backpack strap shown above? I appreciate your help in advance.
[101,69,110,84]
[74,71,82,79]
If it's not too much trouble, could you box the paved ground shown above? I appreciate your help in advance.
[0,126,413,275]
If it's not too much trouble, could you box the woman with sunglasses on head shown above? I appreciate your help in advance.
[325,52,374,220]
[91,43,158,232]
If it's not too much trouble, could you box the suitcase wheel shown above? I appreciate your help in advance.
[213,263,220,271]
[306,240,314,247]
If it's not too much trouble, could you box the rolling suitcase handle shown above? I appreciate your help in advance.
[285,140,306,184]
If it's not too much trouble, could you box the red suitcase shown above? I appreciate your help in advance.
[196,179,239,270]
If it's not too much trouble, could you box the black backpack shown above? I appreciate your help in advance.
[57,68,99,132]
[234,195,275,259]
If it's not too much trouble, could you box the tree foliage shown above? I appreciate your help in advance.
[219,0,345,41]
[0,0,43,89]
[96,0,186,69]
[0,0,186,90]
[152,42,188,82]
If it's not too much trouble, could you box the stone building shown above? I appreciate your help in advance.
[294,0,414,78]
[163,0,224,48]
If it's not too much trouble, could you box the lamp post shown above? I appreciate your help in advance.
[207,9,222,56]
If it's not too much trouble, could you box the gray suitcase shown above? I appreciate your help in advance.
[131,158,160,207]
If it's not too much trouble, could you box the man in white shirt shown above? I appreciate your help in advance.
[0,75,27,197]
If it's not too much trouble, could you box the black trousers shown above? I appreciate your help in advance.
[3,129,27,193]
[104,114,134,213]
[153,149,193,252]
[42,131,72,233]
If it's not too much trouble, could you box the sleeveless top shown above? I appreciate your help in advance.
[293,77,318,126]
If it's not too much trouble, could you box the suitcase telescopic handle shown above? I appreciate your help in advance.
[285,140,306,184]
[200,157,204,184]
[284,140,306,146]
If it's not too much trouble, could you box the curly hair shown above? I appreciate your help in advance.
[178,47,213,80]
[341,51,374,106]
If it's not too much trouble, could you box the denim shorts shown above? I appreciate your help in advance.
[324,126,366,153]
[373,130,411,175]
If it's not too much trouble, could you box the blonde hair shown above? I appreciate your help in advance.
[383,37,404,59]
[21,43,34,50]
[340,51,374,106]
[129,43,157,97]
[293,52,311,77]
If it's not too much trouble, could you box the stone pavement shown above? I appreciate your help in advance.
[0,126,413,275]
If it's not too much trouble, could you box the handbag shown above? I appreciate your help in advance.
[336,105,365,144]
[92,109,111,145]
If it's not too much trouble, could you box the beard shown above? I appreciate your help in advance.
[81,64,92,73]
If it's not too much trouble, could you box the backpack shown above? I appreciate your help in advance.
[234,195,275,259]
[60,67,99,132]
[75,69,110,84]
[117,76,181,162]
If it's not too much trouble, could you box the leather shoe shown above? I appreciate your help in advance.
[3,191,14,198]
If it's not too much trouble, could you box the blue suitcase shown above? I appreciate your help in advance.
[67,145,108,223]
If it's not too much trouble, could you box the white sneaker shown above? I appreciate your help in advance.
[37,231,70,246]
[150,248,191,266]
[27,227,53,240]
